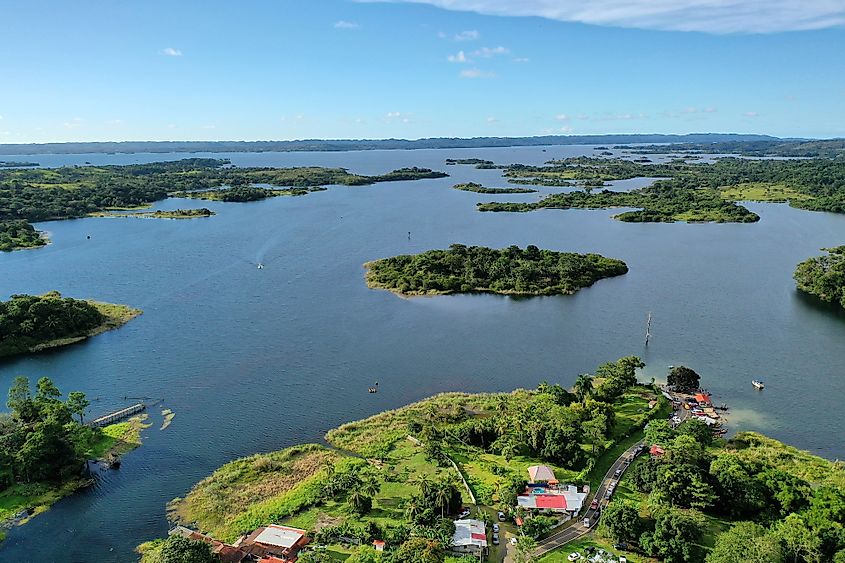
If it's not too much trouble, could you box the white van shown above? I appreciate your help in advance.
[583,517,590,528]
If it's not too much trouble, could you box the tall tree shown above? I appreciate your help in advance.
[574,374,594,403]
[706,521,784,563]
[66,391,89,424]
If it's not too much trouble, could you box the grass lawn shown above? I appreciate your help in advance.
[719,182,812,202]
[85,414,149,460]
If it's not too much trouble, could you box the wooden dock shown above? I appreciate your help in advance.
[88,403,146,427]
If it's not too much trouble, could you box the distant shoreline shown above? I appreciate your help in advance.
[0,133,780,155]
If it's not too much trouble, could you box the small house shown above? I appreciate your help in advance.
[649,445,665,457]
[451,519,488,556]
[238,524,310,562]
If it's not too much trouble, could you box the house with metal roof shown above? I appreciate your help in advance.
[517,484,587,515]
[451,519,488,556]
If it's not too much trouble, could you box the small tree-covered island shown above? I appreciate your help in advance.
[0,292,141,359]
[794,246,845,310]
[364,245,628,296]
[137,357,845,563]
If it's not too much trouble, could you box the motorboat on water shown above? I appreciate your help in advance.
[752,380,765,390]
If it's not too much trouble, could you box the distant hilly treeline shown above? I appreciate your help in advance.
[0,133,781,155]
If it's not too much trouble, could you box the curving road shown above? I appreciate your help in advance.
[533,441,644,558]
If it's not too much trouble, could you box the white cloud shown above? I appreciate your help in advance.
[0,115,4,120]
[162,47,182,57]
[447,50,469,62]
[744,111,760,117]
[473,46,509,57]
[105,119,124,125]
[460,68,495,78]
[453,30,479,40]
[63,117,83,129]
[386,111,402,118]
[487,116,498,123]
[334,20,360,29]
[201,124,216,129]
[513,57,530,62]
[555,114,570,121]
[382,1,845,33]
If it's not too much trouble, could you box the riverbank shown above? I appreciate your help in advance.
[88,208,215,219]
[0,414,148,541]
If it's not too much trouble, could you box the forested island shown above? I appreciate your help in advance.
[364,244,628,296]
[0,377,145,540]
[139,357,845,563]
[452,182,536,194]
[0,161,39,168]
[794,246,845,309]
[0,160,447,250]
[0,292,141,359]
[478,155,845,222]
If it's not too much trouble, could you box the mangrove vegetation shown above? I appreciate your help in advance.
[451,182,536,194]
[794,246,845,309]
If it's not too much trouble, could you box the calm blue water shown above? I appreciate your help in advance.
[1,145,845,562]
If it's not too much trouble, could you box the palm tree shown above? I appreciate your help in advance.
[360,475,381,498]
[574,374,594,403]
[404,497,422,522]
[433,481,453,518]
[347,489,371,515]
[413,473,433,496]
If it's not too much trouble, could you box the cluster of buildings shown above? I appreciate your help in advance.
[170,524,310,563]
[516,465,588,515]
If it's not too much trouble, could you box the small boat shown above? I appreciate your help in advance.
[257,263,264,269]
[752,380,765,390]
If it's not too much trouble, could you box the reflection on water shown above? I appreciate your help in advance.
[2,146,845,560]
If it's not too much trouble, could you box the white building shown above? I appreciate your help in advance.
[451,519,488,556]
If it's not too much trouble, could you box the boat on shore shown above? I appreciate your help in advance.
[752,380,765,390]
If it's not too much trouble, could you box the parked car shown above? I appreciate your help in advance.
[567,552,581,561]
[583,517,591,528]
[590,499,599,510]
[458,508,471,518]
[614,468,622,478]
[492,523,500,533]
[614,542,628,550]
[498,511,506,521]
[510,537,518,546]
[492,533,499,545]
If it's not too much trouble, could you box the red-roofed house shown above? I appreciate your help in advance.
[372,540,386,552]
[451,519,488,557]
[695,393,711,405]
[517,484,586,515]
[650,445,665,457]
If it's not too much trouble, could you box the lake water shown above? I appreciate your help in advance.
[2,145,845,562]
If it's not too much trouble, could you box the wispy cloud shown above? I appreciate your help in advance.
[162,47,182,57]
[472,46,509,57]
[385,111,412,123]
[453,29,479,40]
[555,114,570,121]
[744,111,760,117]
[487,116,498,123]
[662,107,718,117]
[63,117,83,129]
[447,50,469,63]
[513,57,530,63]
[460,68,495,79]
[387,1,845,33]
[334,20,360,29]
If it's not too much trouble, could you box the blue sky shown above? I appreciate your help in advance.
[1,0,844,143]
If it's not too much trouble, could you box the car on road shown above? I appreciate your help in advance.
[458,508,471,518]
[510,537,518,546]
[567,553,581,561]
[498,511,506,521]
[492,533,499,545]
[614,468,623,478]
[583,517,591,528]
[590,499,599,510]
[492,523,499,533]
[614,542,628,550]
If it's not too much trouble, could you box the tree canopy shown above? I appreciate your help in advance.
[794,246,845,309]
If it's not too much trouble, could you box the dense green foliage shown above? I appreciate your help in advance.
[0,219,43,251]
[0,292,105,358]
[621,419,845,562]
[0,160,446,247]
[0,161,39,168]
[1,377,98,485]
[794,246,845,309]
[480,155,845,221]
[153,535,217,563]
[365,244,628,295]
[668,366,701,393]
[627,139,845,158]
[452,182,536,194]
[445,158,496,167]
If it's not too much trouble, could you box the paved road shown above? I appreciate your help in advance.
[533,441,644,558]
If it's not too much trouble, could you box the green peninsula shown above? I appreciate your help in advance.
[794,246,845,309]
[365,244,628,296]
[0,292,141,359]
[91,208,216,219]
[0,220,45,251]
[452,182,536,194]
[0,377,146,540]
